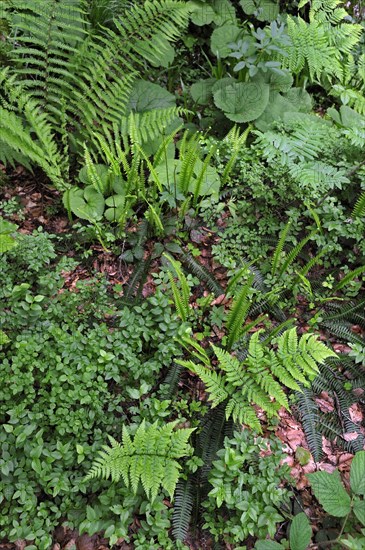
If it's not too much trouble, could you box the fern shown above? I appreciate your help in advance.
[178,328,337,432]
[163,252,191,322]
[86,420,195,501]
[1,0,192,176]
[172,480,194,541]
[179,251,224,297]
[296,387,323,461]
[280,7,363,83]
[225,275,255,350]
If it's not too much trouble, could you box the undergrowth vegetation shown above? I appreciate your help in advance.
[0,0,364,549]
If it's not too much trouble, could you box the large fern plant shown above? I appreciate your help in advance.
[86,420,195,501]
[178,328,337,432]
[0,0,191,188]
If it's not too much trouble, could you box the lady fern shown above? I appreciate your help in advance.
[1,0,192,180]
[86,420,195,501]
[178,328,337,432]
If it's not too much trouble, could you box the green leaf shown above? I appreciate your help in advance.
[350,451,365,496]
[127,80,175,113]
[353,497,365,526]
[210,24,241,58]
[190,78,217,104]
[0,217,18,234]
[240,0,279,21]
[255,541,285,550]
[213,77,270,122]
[295,447,312,466]
[290,512,312,550]
[308,470,352,517]
[78,163,109,187]
[64,186,105,222]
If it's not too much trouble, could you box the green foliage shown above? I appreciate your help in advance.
[0,230,186,545]
[296,299,365,460]
[0,0,192,186]
[255,512,312,550]
[86,420,195,501]
[202,429,292,544]
[179,328,336,432]
[308,452,365,545]
[0,216,18,253]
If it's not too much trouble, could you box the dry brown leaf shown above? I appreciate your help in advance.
[349,403,364,424]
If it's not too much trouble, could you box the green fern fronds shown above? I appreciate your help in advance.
[226,275,255,350]
[179,252,224,297]
[296,387,323,461]
[298,0,350,25]
[172,480,194,541]
[352,191,365,219]
[272,221,292,276]
[221,125,252,185]
[283,16,341,81]
[86,420,195,501]
[163,253,191,322]
[179,328,336,432]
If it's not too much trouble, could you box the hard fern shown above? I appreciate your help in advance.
[86,420,195,501]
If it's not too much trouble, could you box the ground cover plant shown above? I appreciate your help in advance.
[0,0,364,549]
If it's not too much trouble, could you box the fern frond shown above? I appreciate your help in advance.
[3,0,192,163]
[86,420,195,501]
[271,221,292,277]
[352,191,365,218]
[225,275,254,351]
[179,251,224,297]
[163,253,191,322]
[172,480,194,541]
[296,387,323,461]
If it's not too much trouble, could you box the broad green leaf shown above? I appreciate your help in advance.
[295,447,312,466]
[189,1,216,25]
[0,217,18,234]
[213,77,270,122]
[308,470,351,517]
[269,70,293,92]
[350,451,365,495]
[65,186,104,222]
[255,541,285,550]
[127,80,175,112]
[191,78,217,104]
[353,496,365,526]
[210,24,241,58]
[190,0,236,26]
[78,163,109,188]
[290,512,312,550]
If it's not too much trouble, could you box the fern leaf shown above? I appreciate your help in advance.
[226,275,255,350]
[272,220,292,277]
[163,253,190,322]
[86,420,194,501]
[352,191,365,218]
[296,388,323,461]
[172,480,194,541]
